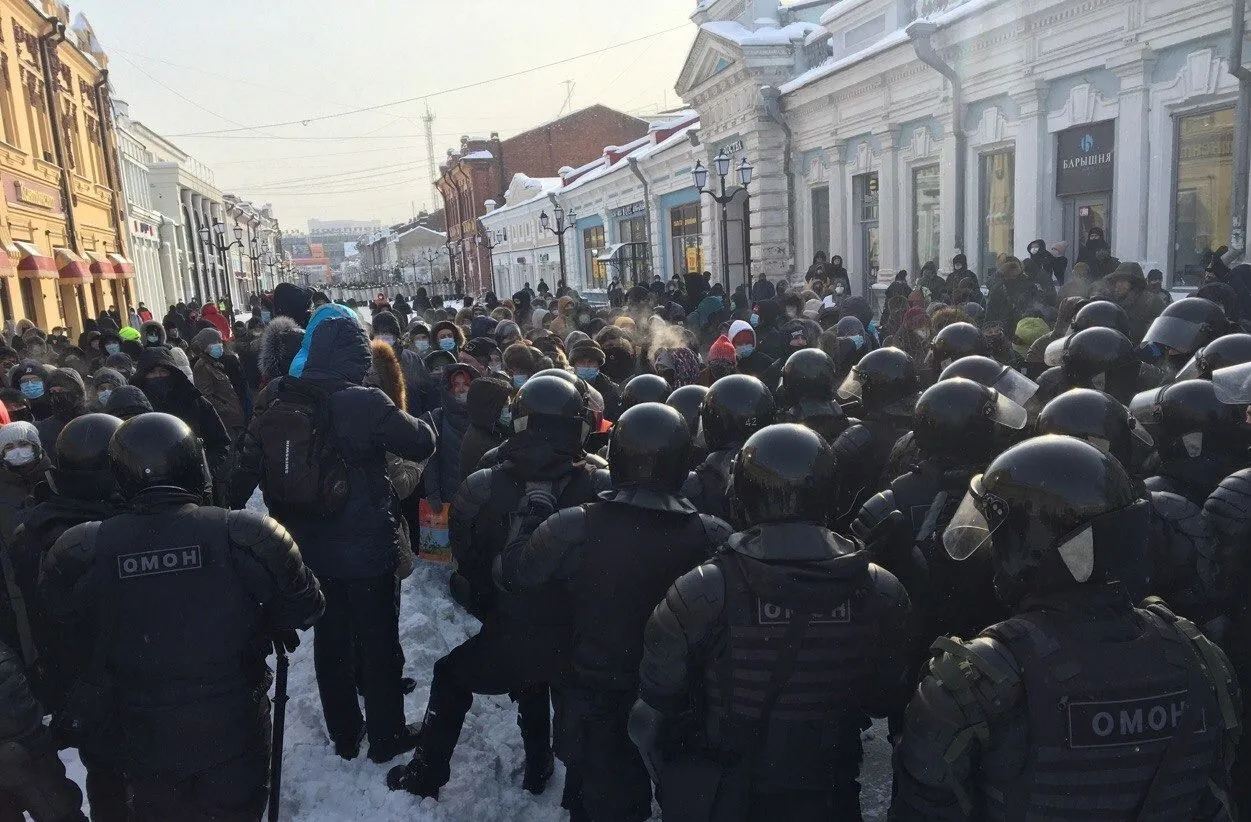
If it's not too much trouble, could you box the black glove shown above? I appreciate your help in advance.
[273,630,300,653]
[521,488,558,518]
[850,491,906,561]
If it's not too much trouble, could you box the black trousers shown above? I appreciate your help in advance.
[313,574,405,747]
[415,622,551,788]
[129,745,269,822]
[561,689,652,822]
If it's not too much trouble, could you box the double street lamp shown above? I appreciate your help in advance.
[198,219,245,303]
[539,204,576,288]
[693,149,754,295]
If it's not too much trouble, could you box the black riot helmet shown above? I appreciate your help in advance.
[1134,379,1245,460]
[109,412,209,499]
[730,423,837,528]
[929,322,987,368]
[1176,333,1251,381]
[1043,326,1136,383]
[1070,300,1131,336]
[608,402,691,492]
[778,348,838,404]
[1037,388,1153,469]
[701,374,777,451]
[511,374,591,447]
[665,384,708,434]
[1142,297,1229,356]
[913,378,1027,463]
[52,412,122,499]
[621,373,673,409]
[943,434,1148,607]
[836,346,920,416]
[939,355,1040,408]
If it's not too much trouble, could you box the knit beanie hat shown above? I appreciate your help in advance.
[193,327,223,350]
[118,326,141,343]
[1013,316,1051,356]
[0,420,39,450]
[708,335,737,363]
[371,311,401,338]
[727,320,755,347]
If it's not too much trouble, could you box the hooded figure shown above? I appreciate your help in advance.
[1076,226,1119,277]
[420,363,477,509]
[191,327,245,436]
[33,368,87,456]
[139,320,167,348]
[103,385,153,420]
[1026,238,1068,285]
[459,375,512,481]
[272,283,312,327]
[728,319,778,385]
[200,303,231,341]
[88,367,126,411]
[0,421,46,544]
[1099,262,1168,343]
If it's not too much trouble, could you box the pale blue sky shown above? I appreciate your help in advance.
[72,0,696,229]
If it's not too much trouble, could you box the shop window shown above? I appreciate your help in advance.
[1173,108,1234,289]
[979,150,1015,275]
[582,225,607,289]
[810,186,830,261]
[912,165,940,273]
[618,216,649,285]
[18,277,35,323]
[669,203,703,277]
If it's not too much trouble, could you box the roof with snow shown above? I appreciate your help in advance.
[700,19,822,46]
[461,150,494,161]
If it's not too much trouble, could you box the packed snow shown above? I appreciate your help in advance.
[51,490,893,820]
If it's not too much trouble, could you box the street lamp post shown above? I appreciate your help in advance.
[693,150,754,296]
[241,237,266,298]
[422,246,446,292]
[539,205,577,290]
[198,219,247,304]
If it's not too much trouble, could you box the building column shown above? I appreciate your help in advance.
[180,189,202,300]
[876,126,901,280]
[829,139,848,280]
[158,218,180,306]
[1011,84,1048,256]
[934,114,960,269]
[1110,54,1154,264]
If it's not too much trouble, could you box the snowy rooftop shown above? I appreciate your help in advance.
[461,150,494,161]
[482,176,564,219]
[700,19,822,46]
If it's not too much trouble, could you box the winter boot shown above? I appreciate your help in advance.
[386,739,449,799]
[368,723,422,764]
[333,726,366,761]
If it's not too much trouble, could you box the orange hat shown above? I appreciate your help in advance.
[708,334,737,363]
[613,316,636,329]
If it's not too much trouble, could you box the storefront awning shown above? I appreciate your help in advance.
[84,250,118,279]
[595,243,626,261]
[107,253,135,277]
[14,241,56,278]
[54,248,92,283]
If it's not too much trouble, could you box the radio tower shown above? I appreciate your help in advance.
[423,101,437,211]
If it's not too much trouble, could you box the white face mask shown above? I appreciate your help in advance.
[1182,432,1204,458]
[4,445,35,466]
[834,285,845,295]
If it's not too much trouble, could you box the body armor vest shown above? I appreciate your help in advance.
[980,607,1228,821]
[701,550,883,792]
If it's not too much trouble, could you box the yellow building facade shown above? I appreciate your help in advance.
[0,0,132,337]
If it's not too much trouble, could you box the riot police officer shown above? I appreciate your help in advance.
[7,414,127,821]
[681,374,777,522]
[891,435,1240,821]
[665,385,709,469]
[854,378,1026,671]
[499,403,731,822]
[389,375,609,804]
[927,322,986,373]
[632,424,912,822]
[1176,332,1251,381]
[1131,379,1247,505]
[39,413,325,821]
[1039,325,1159,405]
[620,373,672,409]
[776,348,848,442]
[1141,296,1231,377]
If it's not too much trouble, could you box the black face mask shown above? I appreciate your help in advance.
[144,376,171,404]
[48,392,79,413]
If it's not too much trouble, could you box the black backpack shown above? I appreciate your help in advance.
[255,377,349,518]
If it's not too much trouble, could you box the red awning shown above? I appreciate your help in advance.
[13,241,55,278]
[84,250,117,279]
[107,253,134,276]
[54,248,91,283]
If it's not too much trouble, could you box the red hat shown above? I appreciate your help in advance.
[708,335,737,363]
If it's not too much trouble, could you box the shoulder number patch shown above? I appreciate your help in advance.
[1067,690,1207,749]
[117,546,203,580]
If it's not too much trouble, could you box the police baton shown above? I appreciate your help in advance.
[268,638,291,822]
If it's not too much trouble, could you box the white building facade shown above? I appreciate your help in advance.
[676,0,1250,298]
[113,113,166,313]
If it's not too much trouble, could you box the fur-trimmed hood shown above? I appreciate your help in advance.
[258,316,305,382]
[368,338,407,411]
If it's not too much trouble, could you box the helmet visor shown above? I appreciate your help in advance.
[1128,416,1154,447]
[993,366,1039,407]
[1174,349,1207,382]
[1128,387,1165,428]
[1212,362,1251,405]
[988,388,1029,430]
[1043,336,1067,367]
[943,477,1005,561]
[1143,315,1204,354]
[836,368,864,401]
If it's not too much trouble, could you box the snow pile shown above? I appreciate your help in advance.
[53,491,893,820]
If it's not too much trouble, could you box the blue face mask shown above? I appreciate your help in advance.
[498,408,513,428]
[375,334,396,346]
[867,321,878,334]
[850,335,865,349]
[749,313,760,327]
[208,343,224,359]
[575,366,599,381]
[513,374,528,389]
[96,388,112,407]
[735,344,754,359]
[439,338,456,352]
[413,339,430,354]
[20,380,44,399]
[260,311,272,323]
[105,342,120,355]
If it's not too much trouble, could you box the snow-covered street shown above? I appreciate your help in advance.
[57,559,892,821]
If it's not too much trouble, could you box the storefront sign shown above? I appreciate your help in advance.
[1056,121,1115,197]
[131,219,158,238]
[5,175,61,213]
[686,246,704,272]
[716,139,745,157]
[611,202,645,219]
